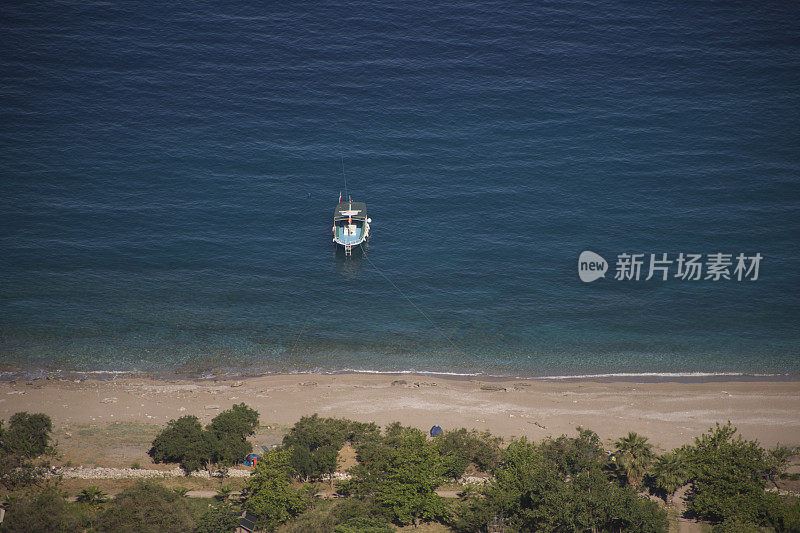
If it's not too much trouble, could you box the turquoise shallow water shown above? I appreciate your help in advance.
[1,1,799,378]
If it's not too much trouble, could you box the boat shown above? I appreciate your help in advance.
[332,197,370,256]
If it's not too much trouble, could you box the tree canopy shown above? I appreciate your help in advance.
[282,414,379,481]
[148,403,259,474]
[244,447,308,530]
[454,431,668,533]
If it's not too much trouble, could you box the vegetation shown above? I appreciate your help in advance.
[453,431,668,532]
[613,431,655,488]
[148,403,259,474]
[98,481,196,532]
[339,423,449,526]
[2,407,799,532]
[0,412,56,489]
[282,414,379,481]
[77,485,109,504]
[433,428,503,479]
[0,485,83,532]
[244,447,308,530]
[195,501,241,533]
[684,422,800,530]
[646,450,689,504]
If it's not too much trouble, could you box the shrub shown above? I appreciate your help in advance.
[98,481,195,532]
[334,516,396,533]
[1,485,82,532]
[195,501,240,533]
[76,486,108,504]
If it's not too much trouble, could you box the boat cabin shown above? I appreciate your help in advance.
[333,201,367,246]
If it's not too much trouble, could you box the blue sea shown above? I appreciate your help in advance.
[2,1,799,379]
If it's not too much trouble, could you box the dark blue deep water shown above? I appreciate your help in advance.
[2,1,799,378]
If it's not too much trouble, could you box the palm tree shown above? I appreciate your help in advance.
[648,451,688,504]
[215,485,233,501]
[77,486,108,505]
[613,432,654,488]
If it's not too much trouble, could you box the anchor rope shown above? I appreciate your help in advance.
[359,242,461,354]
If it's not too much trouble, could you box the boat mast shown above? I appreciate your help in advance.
[340,156,348,204]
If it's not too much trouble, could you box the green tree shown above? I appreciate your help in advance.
[195,501,240,533]
[342,424,447,527]
[614,431,655,488]
[148,404,260,475]
[453,437,668,533]
[99,481,195,532]
[283,414,378,481]
[764,444,792,489]
[685,422,768,525]
[538,426,607,477]
[206,403,259,469]
[0,412,56,489]
[244,447,307,530]
[434,428,503,479]
[314,445,340,484]
[149,415,210,474]
[1,412,54,458]
[647,450,689,504]
[375,429,447,526]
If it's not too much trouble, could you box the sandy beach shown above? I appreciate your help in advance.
[1,373,798,461]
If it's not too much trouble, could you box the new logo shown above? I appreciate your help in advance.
[578,251,608,282]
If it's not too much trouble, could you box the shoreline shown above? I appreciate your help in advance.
[1,371,798,454]
[1,366,797,385]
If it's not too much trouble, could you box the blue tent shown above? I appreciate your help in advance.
[430,425,443,437]
[244,453,261,467]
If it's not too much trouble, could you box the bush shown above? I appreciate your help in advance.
[195,501,240,533]
[98,481,195,532]
[1,485,82,532]
[334,516,396,533]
